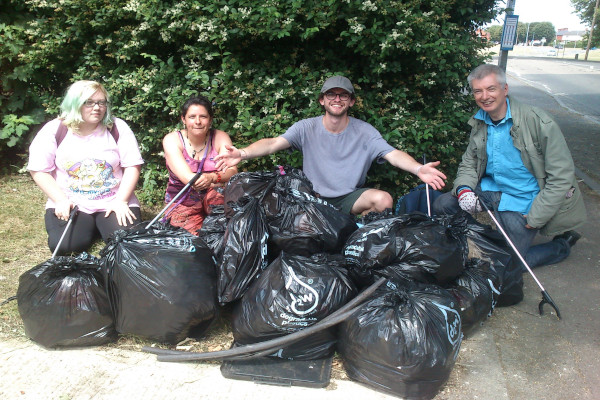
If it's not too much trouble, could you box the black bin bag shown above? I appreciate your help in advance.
[197,204,227,259]
[460,212,523,306]
[17,252,116,348]
[232,252,357,360]
[223,170,277,218]
[223,167,316,221]
[445,258,502,336]
[269,190,358,257]
[101,222,218,344]
[344,213,467,286]
[338,279,462,400]
[218,197,269,304]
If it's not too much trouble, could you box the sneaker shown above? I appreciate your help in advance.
[552,230,581,247]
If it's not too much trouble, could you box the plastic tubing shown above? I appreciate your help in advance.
[142,277,387,362]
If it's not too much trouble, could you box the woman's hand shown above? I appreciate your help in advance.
[191,172,215,191]
[54,199,74,221]
[104,200,137,226]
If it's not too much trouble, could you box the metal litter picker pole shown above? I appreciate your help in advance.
[423,154,431,217]
[52,206,79,258]
[145,170,203,230]
[477,198,561,319]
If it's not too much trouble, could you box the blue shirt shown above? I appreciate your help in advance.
[477,99,540,214]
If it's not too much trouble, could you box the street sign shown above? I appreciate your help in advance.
[501,14,519,50]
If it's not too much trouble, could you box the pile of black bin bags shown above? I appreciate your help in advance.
[16,166,523,400]
[17,222,219,346]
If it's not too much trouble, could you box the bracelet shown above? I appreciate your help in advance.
[415,165,423,175]
[215,172,222,183]
[240,149,247,160]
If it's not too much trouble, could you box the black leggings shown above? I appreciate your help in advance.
[45,207,142,255]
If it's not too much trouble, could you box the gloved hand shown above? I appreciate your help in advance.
[457,187,482,214]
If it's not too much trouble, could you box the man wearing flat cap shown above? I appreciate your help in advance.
[215,75,446,215]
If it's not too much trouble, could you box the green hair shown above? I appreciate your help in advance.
[59,80,113,132]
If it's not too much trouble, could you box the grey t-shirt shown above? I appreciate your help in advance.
[281,116,394,197]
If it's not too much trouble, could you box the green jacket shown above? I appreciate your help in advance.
[453,97,586,236]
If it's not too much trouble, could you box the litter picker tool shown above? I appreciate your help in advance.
[52,206,79,258]
[423,154,431,217]
[145,170,203,230]
[146,139,212,230]
[477,197,561,319]
[2,205,79,306]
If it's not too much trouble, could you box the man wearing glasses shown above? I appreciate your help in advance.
[433,64,586,269]
[215,75,446,215]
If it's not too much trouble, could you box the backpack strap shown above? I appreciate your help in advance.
[56,120,119,147]
[55,121,69,147]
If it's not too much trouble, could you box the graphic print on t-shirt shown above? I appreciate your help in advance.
[65,158,118,200]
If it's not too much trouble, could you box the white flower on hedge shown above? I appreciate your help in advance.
[361,1,377,12]
[351,24,364,34]
[274,90,284,100]
[233,122,242,130]
[265,78,276,86]
[234,70,242,78]
[380,63,387,70]
[239,8,251,19]
[161,31,171,41]
[124,0,140,12]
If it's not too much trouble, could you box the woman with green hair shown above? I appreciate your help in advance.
[27,80,144,255]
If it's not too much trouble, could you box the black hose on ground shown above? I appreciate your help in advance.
[142,277,387,362]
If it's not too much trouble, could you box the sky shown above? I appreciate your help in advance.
[492,0,587,31]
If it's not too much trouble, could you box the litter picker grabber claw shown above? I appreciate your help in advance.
[477,197,561,319]
[52,205,79,258]
[145,170,203,230]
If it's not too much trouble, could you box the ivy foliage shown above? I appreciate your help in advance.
[1,0,498,203]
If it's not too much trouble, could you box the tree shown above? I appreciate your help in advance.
[486,25,503,42]
[571,0,600,46]
[531,22,556,44]
[1,0,500,203]
[516,21,528,43]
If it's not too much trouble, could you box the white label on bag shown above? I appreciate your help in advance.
[432,301,462,347]
[284,265,319,316]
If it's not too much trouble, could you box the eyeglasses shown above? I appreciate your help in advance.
[324,92,351,101]
[83,100,109,108]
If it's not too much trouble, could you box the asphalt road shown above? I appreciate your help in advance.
[502,56,600,186]
[506,57,600,124]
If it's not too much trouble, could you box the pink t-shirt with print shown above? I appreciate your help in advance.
[27,118,144,214]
